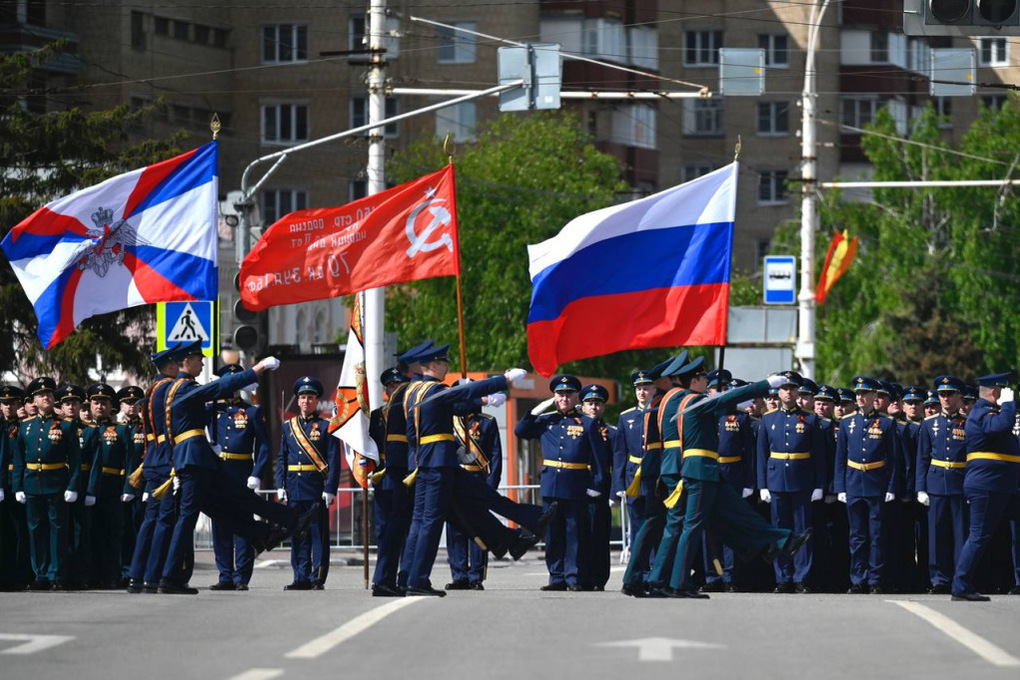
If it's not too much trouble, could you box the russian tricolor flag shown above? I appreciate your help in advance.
[526,163,738,377]
[2,142,219,349]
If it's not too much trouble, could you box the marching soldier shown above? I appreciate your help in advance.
[916,376,968,594]
[515,374,608,592]
[834,376,899,594]
[368,367,413,597]
[11,377,81,590]
[277,376,341,591]
[952,372,1020,601]
[613,370,655,565]
[579,383,614,591]
[82,383,137,589]
[208,364,270,591]
[0,385,32,591]
[757,372,827,593]
[116,386,145,587]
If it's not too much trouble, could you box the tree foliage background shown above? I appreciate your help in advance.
[0,45,187,384]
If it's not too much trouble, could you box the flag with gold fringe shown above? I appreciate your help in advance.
[816,229,858,305]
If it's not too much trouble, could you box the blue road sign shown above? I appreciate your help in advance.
[157,300,216,355]
[763,256,797,305]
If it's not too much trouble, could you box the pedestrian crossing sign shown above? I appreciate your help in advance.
[156,300,217,357]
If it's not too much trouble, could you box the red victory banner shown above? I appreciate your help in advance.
[240,165,459,310]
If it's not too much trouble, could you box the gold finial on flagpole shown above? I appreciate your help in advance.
[443,132,456,164]
[210,113,221,141]
[733,135,742,162]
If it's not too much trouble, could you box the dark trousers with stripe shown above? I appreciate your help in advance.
[544,497,588,587]
[927,494,966,588]
[623,494,664,587]
[25,494,68,582]
[846,495,885,587]
[446,520,487,584]
[953,490,1020,595]
[66,498,91,585]
[584,496,611,589]
[288,499,329,584]
[90,478,125,586]
[406,467,456,589]
[143,485,180,584]
[648,474,685,588]
[212,519,255,586]
[771,490,813,585]
[372,472,412,589]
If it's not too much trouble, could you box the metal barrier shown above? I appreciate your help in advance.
[193,484,632,553]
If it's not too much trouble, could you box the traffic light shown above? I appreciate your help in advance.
[905,0,1020,36]
[232,272,264,352]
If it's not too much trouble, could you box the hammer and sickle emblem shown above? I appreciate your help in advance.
[406,195,453,257]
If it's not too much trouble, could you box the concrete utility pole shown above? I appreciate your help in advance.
[796,0,831,381]
[364,0,387,408]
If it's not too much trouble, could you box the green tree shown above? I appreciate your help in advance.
[0,45,188,383]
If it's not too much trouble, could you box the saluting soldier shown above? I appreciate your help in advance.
[515,374,608,592]
[834,376,899,594]
[951,372,1020,601]
[579,383,614,591]
[0,385,32,590]
[82,383,136,589]
[916,376,968,594]
[11,377,81,590]
[116,386,145,587]
[208,363,270,591]
[756,372,827,593]
[277,377,341,591]
[613,370,656,562]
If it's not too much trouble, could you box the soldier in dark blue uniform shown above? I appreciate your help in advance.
[368,367,413,597]
[0,385,32,591]
[892,386,926,593]
[116,385,145,586]
[277,376,341,591]
[813,384,847,592]
[961,386,978,416]
[579,383,614,591]
[613,370,655,564]
[445,399,502,590]
[952,372,1020,601]
[834,376,899,594]
[923,390,940,418]
[916,376,968,594]
[757,371,827,593]
[208,363,270,591]
[515,374,608,592]
[82,383,137,589]
[11,377,81,590]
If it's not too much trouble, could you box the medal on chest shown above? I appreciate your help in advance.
[48,421,62,443]
[233,410,249,429]
[566,424,583,439]
[309,422,321,441]
[847,419,857,434]
[725,415,739,433]
[868,419,883,438]
[103,426,118,444]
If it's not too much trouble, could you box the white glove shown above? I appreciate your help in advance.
[742,488,753,499]
[759,489,772,503]
[84,495,96,507]
[277,488,287,502]
[504,368,527,385]
[485,393,507,408]
[121,493,135,502]
[16,491,26,504]
[246,476,260,490]
[616,490,626,498]
[142,492,149,502]
[586,488,601,498]
[811,488,823,502]
[323,492,335,505]
[64,490,78,503]
[837,492,847,503]
[258,356,281,371]
[531,396,556,416]
[885,492,895,503]
[0,488,4,502]
[917,491,930,507]
[1000,387,1015,403]
[172,476,181,493]
[766,374,787,389]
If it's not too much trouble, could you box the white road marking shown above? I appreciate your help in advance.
[890,600,1020,667]
[253,560,282,569]
[285,597,424,659]
[593,637,725,662]
[226,669,284,680]
[0,633,75,655]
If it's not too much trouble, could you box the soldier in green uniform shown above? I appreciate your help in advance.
[11,378,82,590]
[116,386,145,586]
[56,383,91,588]
[0,385,32,590]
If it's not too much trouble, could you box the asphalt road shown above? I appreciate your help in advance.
[2,550,1018,680]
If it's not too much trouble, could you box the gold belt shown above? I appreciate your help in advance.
[967,452,1020,464]
[663,440,681,449]
[145,433,167,443]
[102,466,125,476]
[220,451,253,461]
[771,452,811,460]
[645,442,662,450]
[27,462,66,471]
[288,464,319,472]
[628,455,642,465]
[80,464,91,471]
[173,429,204,445]
[848,459,886,471]
[719,455,743,464]
[543,459,591,471]
[460,464,485,472]
[684,449,719,460]
[387,434,408,443]
[420,436,456,446]
[930,459,966,469]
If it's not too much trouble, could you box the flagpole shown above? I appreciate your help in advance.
[445,137,469,379]
[356,289,370,589]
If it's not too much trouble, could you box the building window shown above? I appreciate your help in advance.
[263,24,307,63]
[758,33,788,67]
[174,20,190,41]
[262,102,309,144]
[756,239,771,265]
[682,165,716,183]
[758,171,788,204]
[131,11,146,50]
[349,14,366,51]
[436,102,476,142]
[841,97,880,130]
[194,24,210,46]
[610,105,657,149]
[350,179,367,201]
[583,17,625,62]
[154,16,169,36]
[682,98,724,137]
[262,189,307,225]
[684,29,723,66]
[350,96,399,137]
[757,101,789,135]
[979,37,1008,67]
[628,25,658,70]
[213,28,228,49]
[935,96,952,128]
[870,31,888,63]
[437,21,477,64]
[981,94,1007,111]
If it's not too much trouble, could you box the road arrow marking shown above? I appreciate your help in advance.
[592,637,725,662]
[0,634,74,655]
